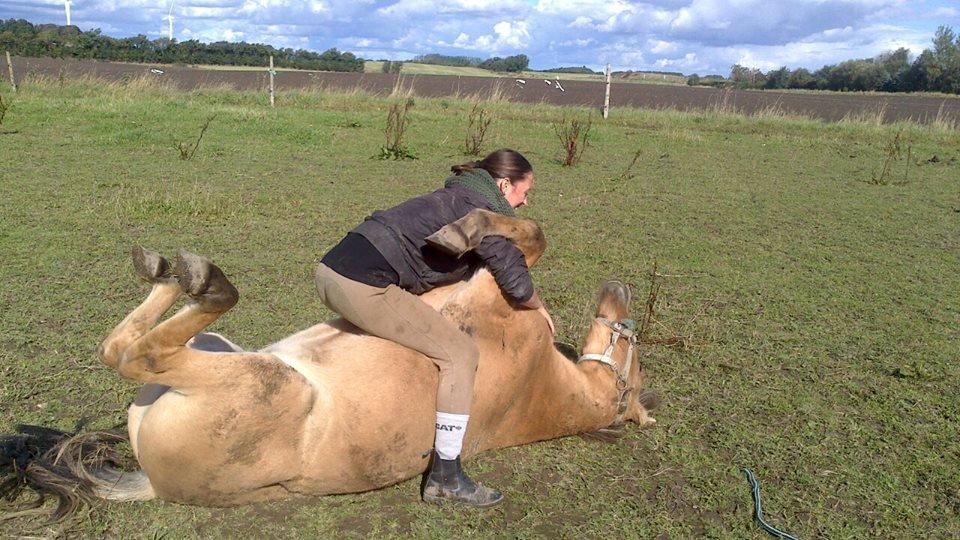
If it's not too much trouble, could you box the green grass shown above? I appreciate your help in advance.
[1,75,958,538]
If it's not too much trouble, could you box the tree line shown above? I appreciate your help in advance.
[0,19,363,72]
[689,26,960,94]
[410,53,529,73]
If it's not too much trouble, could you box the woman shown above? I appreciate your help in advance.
[315,149,553,508]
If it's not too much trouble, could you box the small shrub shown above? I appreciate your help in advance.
[464,101,493,156]
[615,148,643,183]
[381,60,403,74]
[869,129,912,185]
[377,99,416,160]
[554,115,593,166]
[177,115,216,161]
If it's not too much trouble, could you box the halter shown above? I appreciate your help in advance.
[577,317,638,423]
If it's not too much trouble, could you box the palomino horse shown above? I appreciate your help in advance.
[92,210,657,506]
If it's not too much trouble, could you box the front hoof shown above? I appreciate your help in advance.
[174,250,212,297]
[174,250,239,311]
[426,224,470,256]
[132,246,172,283]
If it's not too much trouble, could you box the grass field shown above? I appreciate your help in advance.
[1,76,958,538]
[363,61,689,85]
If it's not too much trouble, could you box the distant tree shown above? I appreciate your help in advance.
[542,66,596,74]
[381,60,392,73]
[764,66,790,89]
[478,54,529,72]
[930,25,960,93]
[686,73,701,86]
[0,18,364,72]
[787,68,817,89]
[412,53,483,67]
[729,64,765,88]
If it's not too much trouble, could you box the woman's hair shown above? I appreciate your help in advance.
[451,149,532,183]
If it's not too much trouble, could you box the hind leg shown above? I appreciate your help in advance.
[118,250,239,385]
[426,209,546,266]
[100,247,181,370]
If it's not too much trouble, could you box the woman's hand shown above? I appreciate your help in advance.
[538,306,555,336]
[520,290,555,335]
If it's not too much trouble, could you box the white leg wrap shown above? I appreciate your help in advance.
[435,412,469,460]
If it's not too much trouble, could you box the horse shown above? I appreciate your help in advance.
[76,210,656,506]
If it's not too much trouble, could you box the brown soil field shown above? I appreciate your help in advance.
[7,56,960,125]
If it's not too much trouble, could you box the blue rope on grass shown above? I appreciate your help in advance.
[742,468,800,540]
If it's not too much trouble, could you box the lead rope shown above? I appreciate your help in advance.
[742,468,800,540]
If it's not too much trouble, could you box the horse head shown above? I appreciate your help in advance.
[579,280,658,427]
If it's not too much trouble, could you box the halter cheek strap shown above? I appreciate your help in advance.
[577,318,637,422]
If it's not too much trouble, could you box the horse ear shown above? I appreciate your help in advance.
[637,390,660,411]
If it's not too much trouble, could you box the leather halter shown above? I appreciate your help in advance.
[577,317,637,423]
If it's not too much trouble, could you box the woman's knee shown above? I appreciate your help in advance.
[454,338,480,372]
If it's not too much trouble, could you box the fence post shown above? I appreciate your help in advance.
[603,63,611,119]
[5,51,16,93]
[268,55,275,107]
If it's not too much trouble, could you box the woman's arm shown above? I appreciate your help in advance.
[474,237,555,335]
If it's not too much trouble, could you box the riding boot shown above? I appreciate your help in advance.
[421,451,504,507]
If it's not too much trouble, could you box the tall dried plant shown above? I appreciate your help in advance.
[177,115,216,161]
[464,102,493,156]
[378,98,416,160]
[554,115,593,166]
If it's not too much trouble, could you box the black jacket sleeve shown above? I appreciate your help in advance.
[473,235,534,303]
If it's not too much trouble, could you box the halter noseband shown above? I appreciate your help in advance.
[577,317,637,422]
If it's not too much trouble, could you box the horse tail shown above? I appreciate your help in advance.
[83,466,155,501]
[1,425,154,522]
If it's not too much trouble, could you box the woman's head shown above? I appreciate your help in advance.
[452,149,535,208]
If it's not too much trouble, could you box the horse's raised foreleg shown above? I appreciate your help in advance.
[426,208,546,266]
[117,250,238,385]
[100,247,182,370]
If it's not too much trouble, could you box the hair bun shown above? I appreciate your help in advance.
[451,162,479,175]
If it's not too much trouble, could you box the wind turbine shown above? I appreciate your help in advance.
[64,0,72,26]
[163,2,175,41]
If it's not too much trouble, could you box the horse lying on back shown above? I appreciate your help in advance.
[33,210,659,507]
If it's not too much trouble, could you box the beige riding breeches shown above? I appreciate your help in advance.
[314,264,479,415]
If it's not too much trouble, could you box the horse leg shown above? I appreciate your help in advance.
[117,249,239,386]
[426,208,547,266]
[99,247,181,370]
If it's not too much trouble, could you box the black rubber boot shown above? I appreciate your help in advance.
[421,451,504,507]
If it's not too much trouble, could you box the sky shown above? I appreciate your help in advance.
[2,0,959,75]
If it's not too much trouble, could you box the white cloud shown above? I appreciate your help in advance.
[3,0,954,75]
[649,39,679,54]
[930,7,959,18]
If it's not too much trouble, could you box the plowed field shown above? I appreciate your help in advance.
[7,55,959,124]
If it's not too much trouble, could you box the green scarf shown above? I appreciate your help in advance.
[443,168,515,217]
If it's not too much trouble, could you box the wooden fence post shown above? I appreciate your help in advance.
[5,51,16,93]
[268,55,275,107]
[603,63,611,119]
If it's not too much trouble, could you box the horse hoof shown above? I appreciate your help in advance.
[132,246,172,283]
[174,250,239,311]
[175,250,212,297]
[426,224,470,256]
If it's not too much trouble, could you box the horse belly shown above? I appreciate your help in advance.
[134,389,307,506]
[293,348,439,494]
